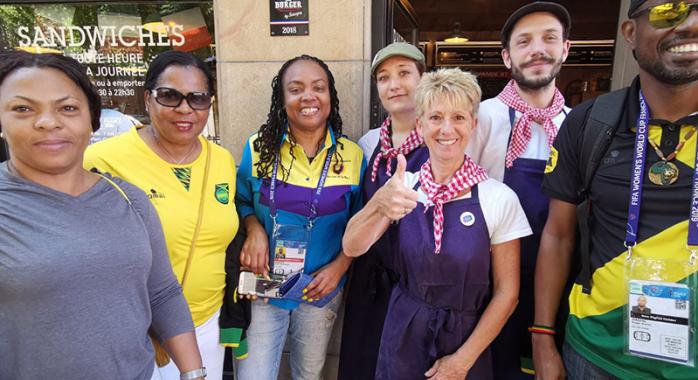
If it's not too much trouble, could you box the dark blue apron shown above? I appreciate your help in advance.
[492,107,564,379]
[376,184,494,380]
[338,143,429,380]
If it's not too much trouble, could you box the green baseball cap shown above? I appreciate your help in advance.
[371,42,425,76]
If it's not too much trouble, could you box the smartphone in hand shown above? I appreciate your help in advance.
[238,271,284,298]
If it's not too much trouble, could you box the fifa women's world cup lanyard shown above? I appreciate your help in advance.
[268,147,335,278]
[623,91,698,367]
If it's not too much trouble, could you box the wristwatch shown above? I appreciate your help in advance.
[180,367,206,380]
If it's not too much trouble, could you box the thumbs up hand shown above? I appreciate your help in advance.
[374,154,419,221]
[342,154,419,257]
[393,153,408,181]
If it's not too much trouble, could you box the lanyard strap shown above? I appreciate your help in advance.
[269,146,335,229]
[625,91,698,262]
[689,142,698,248]
[625,91,650,248]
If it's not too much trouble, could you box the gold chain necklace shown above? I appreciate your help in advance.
[150,127,198,165]
[647,126,696,186]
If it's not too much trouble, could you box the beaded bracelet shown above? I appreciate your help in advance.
[528,324,556,335]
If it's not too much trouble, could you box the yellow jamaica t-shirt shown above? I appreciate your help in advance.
[84,127,239,326]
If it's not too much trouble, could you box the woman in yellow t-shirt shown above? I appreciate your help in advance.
[85,51,238,380]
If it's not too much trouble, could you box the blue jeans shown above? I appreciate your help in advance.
[563,341,618,380]
[235,292,342,380]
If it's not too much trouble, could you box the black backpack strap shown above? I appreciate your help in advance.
[579,88,629,195]
[577,88,629,294]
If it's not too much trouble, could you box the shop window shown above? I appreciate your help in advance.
[0,2,217,143]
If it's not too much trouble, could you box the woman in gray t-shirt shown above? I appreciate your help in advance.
[0,51,205,380]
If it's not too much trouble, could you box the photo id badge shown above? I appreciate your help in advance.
[271,224,309,277]
[626,280,693,366]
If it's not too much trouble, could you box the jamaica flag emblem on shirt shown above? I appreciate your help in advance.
[215,183,230,204]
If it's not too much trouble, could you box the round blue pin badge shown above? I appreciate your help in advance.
[460,211,475,227]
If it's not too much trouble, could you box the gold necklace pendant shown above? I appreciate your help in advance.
[646,126,697,186]
[648,161,679,186]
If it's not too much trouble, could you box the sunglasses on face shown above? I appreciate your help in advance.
[150,87,213,110]
[631,1,698,29]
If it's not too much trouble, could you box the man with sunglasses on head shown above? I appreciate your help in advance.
[534,1,698,379]
[466,2,571,378]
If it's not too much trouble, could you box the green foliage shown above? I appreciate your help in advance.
[0,6,36,49]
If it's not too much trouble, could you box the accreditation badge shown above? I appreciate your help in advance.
[627,280,691,364]
[624,258,697,367]
[620,90,698,367]
[271,223,310,277]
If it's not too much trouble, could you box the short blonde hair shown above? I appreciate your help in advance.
[415,68,482,117]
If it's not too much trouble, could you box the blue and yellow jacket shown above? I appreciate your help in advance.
[236,128,365,310]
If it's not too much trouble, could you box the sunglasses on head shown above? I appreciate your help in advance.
[631,1,698,29]
[151,87,213,110]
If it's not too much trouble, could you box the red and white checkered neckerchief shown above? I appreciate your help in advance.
[370,117,424,182]
[497,80,565,168]
[419,155,488,254]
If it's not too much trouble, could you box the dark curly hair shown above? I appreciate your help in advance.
[0,51,101,132]
[253,54,344,180]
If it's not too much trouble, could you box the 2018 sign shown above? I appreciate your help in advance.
[270,0,309,36]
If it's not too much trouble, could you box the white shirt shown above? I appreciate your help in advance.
[358,128,381,160]
[403,174,532,245]
[466,97,569,181]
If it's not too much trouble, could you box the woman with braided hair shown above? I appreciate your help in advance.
[235,54,365,380]
[343,68,530,379]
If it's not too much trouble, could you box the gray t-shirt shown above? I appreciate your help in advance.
[0,163,193,379]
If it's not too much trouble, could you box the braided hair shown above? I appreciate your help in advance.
[253,54,344,180]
